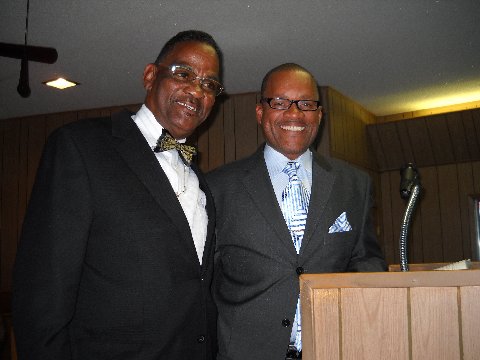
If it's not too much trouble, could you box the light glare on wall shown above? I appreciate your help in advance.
[43,78,79,90]
[414,91,480,110]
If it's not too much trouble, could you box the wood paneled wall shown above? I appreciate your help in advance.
[194,93,262,172]
[0,94,264,301]
[0,104,140,311]
[368,109,480,265]
[378,159,480,265]
[326,87,377,171]
[3,86,476,313]
[367,109,480,171]
[0,88,375,304]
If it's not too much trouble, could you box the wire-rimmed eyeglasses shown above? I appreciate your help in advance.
[261,97,322,111]
[159,64,224,96]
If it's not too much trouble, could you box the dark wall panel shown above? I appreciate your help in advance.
[446,113,470,162]
[222,96,237,165]
[426,114,455,165]
[327,88,377,170]
[462,110,480,159]
[457,163,476,258]
[206,103,225,171]
[232,93,258,162]
[1,120,21,292]
[380,162,480,265]
[379,172,396,264]
[437,165,463,262]
[368,109,480,171]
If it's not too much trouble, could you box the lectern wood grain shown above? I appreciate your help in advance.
[301,270,480,360]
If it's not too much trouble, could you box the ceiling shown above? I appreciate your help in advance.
[1,0,480,120]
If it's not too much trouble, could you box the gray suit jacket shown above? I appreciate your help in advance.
[206,145,386,360]
[13,111,217,360]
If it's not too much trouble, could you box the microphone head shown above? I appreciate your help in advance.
[400,163,418,199]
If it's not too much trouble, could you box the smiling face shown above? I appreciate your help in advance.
[256,69,322,160]
[143,41,220,139]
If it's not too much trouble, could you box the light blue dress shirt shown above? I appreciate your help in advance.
[264,144,313,209]
[263,144,312,349]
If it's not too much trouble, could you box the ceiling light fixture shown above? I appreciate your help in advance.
[43,77,79,90]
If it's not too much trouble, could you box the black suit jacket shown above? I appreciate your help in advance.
[206,146,386,360]
[12,111,217,360]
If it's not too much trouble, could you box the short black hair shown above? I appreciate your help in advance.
[154,30,223,69]
[260,63,318,97]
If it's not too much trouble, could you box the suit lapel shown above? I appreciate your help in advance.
[301,152,335,255]
[242,147,298,257]
[110,111,198,263]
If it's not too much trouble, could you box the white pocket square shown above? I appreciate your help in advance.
[328,211,352,233]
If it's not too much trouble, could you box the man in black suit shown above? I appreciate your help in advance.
[12,30,223,360]
[206,63,386,360]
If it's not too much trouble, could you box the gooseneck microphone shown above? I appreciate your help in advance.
[398,163,422,271]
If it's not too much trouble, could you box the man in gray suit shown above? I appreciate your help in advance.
[206,63,386,360]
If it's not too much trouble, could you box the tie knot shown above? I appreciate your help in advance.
[153,130,197,166]
[283,161,300,179]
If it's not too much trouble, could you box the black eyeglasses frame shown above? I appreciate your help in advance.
[261,97,322,111]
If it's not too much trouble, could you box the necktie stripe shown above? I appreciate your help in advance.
[281,162,310,250]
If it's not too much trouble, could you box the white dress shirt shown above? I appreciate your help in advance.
[132,105,208,264]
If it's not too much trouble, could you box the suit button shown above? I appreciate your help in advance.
[282,318,291,327]
[197,335,206,343]
[296,267,305,275]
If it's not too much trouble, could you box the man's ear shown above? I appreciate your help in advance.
[143,63,157,91]
[255,103,263,125]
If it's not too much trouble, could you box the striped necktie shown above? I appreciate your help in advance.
[281,161,310,253]
[281,161,310,352]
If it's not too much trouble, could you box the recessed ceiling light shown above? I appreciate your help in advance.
[43,77,79,90]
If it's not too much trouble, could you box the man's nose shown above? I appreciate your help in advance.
[285,102,303,115]
[185,80,205,98]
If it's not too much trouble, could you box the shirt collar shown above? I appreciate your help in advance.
[132,104,186,147]
[264,144,312,176]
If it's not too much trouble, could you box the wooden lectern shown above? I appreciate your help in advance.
[300,264,480,360]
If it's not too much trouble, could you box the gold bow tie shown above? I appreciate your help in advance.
[153,130,197,166]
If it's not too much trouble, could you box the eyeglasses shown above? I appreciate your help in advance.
[159,64,224,96]
[261,97,322,111]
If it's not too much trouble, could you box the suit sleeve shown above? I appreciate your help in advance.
[348,174,387,272]
[12,127,92,360]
